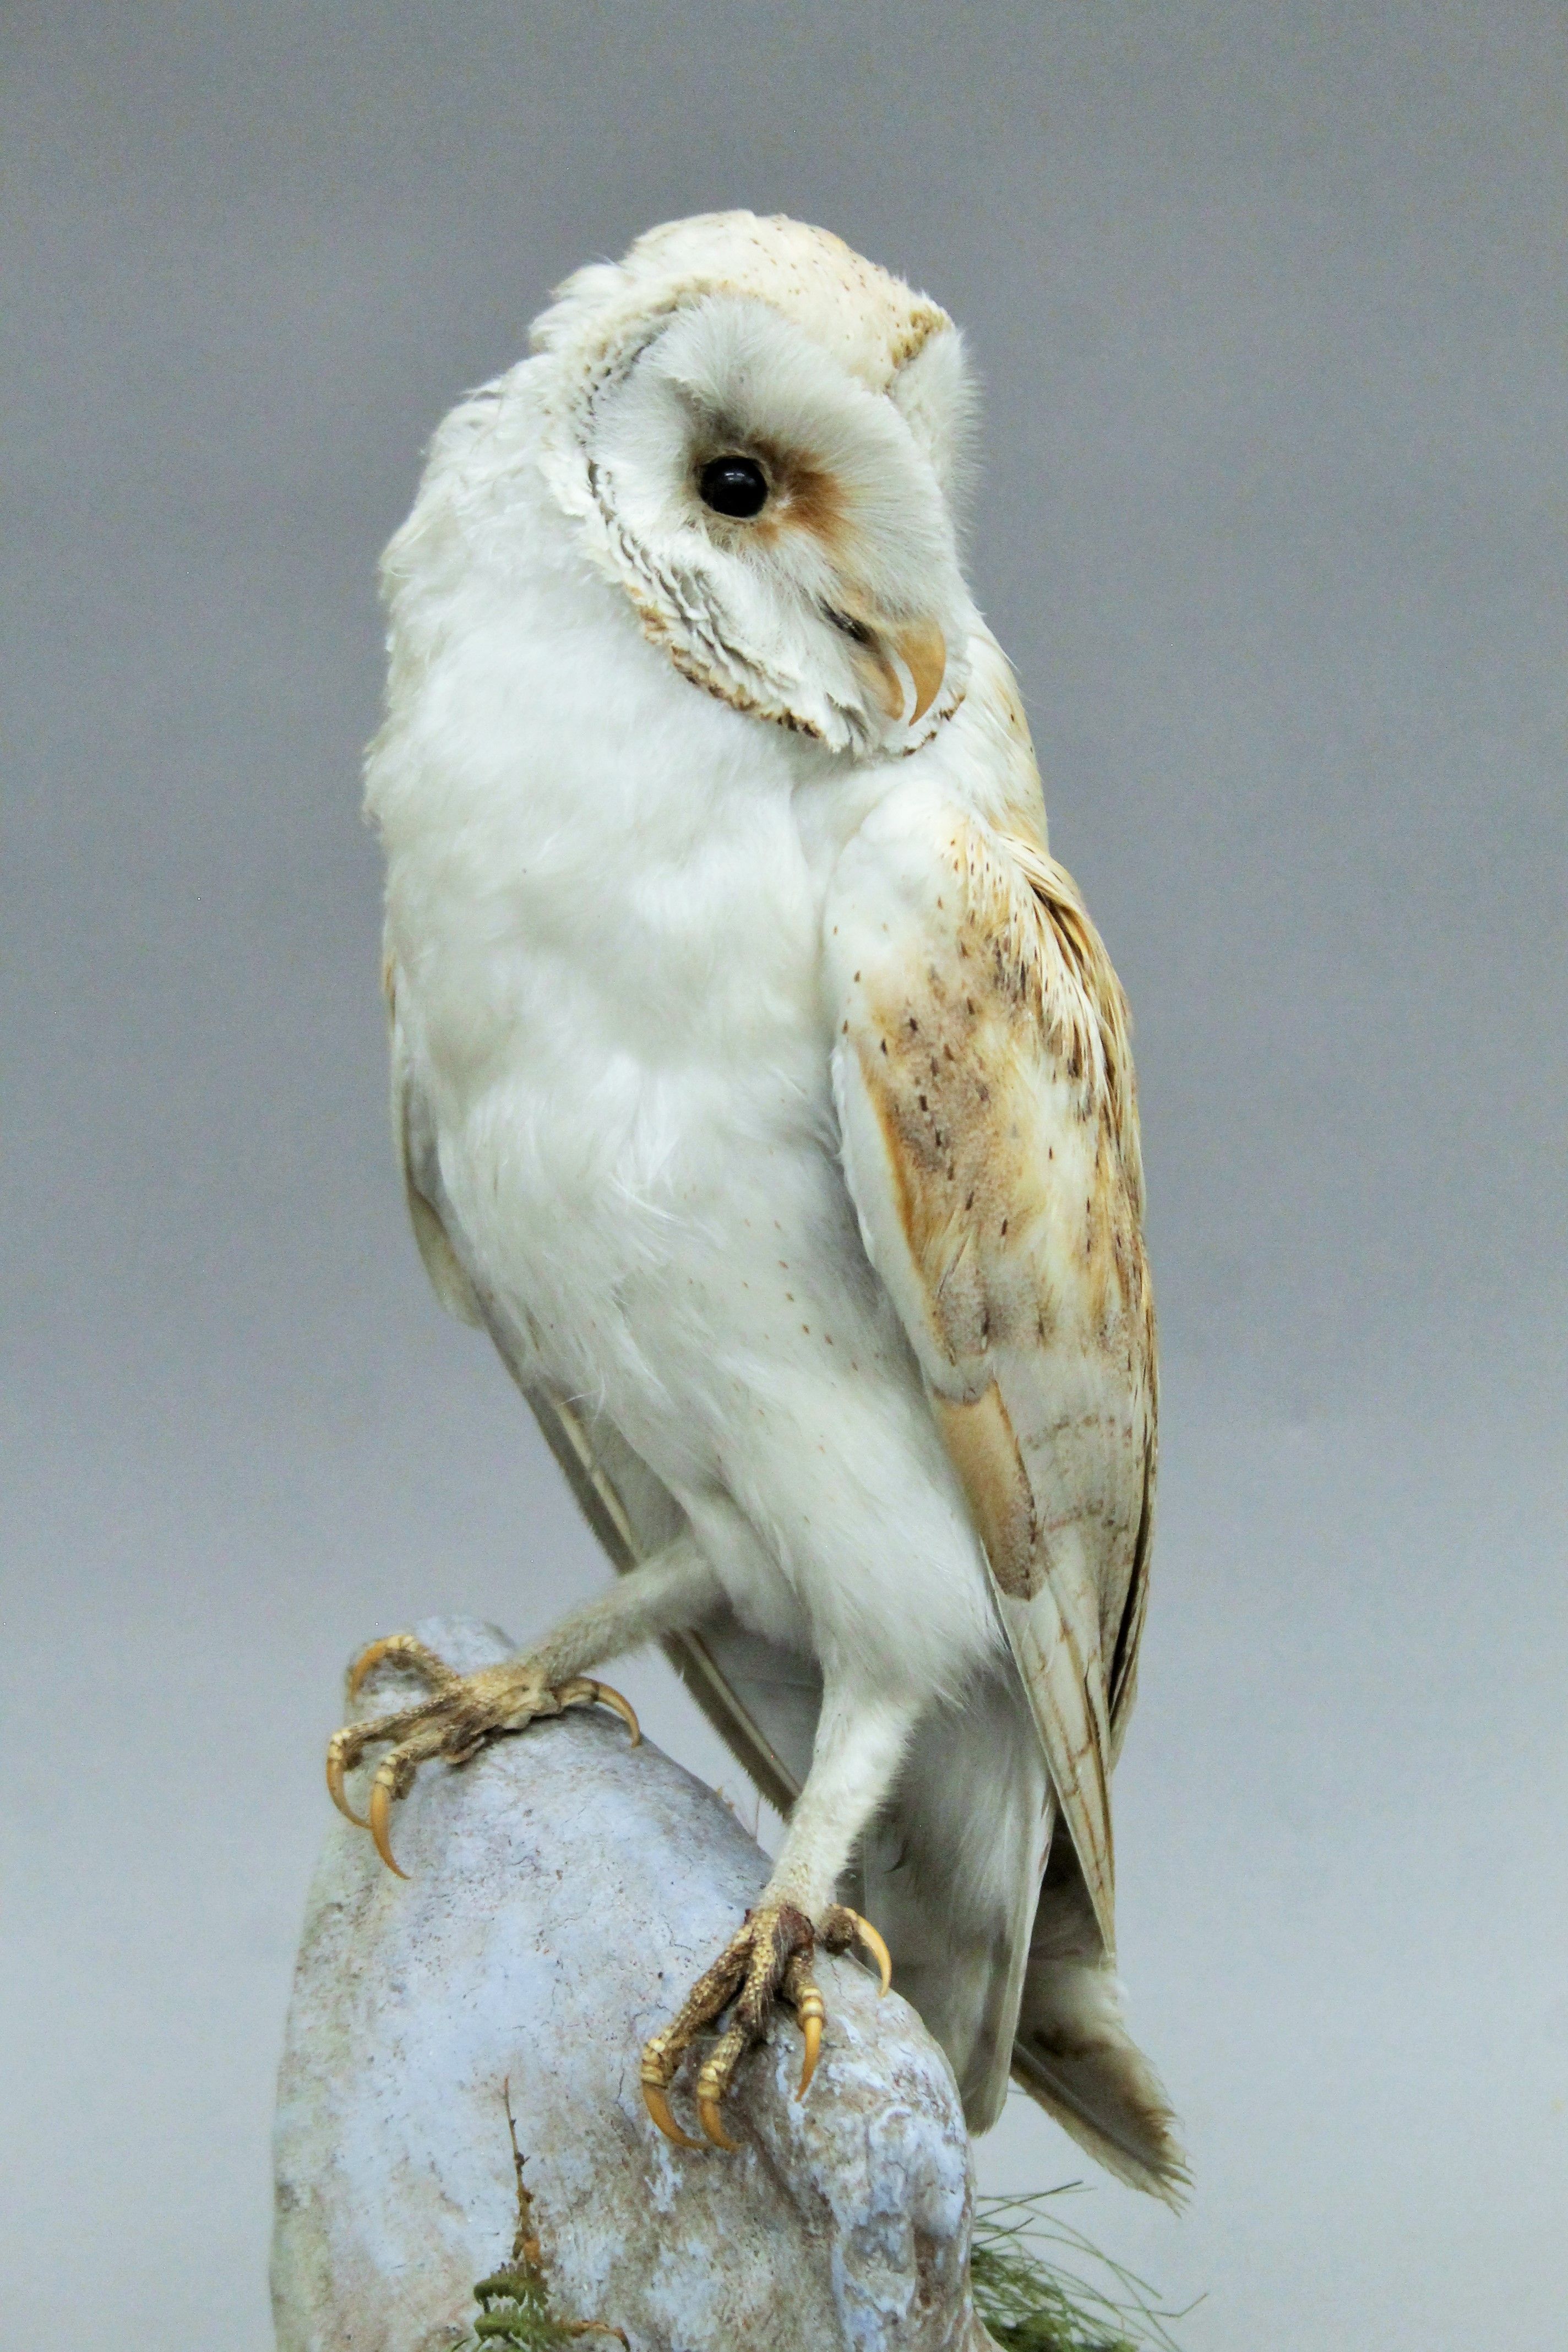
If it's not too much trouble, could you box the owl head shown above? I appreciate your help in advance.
[520,213,979,758]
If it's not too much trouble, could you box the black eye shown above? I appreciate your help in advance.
[698,454,769,519]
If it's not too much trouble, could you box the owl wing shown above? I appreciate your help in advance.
[825,789,1156,1957]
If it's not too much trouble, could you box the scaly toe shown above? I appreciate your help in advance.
[325,1651,648,1888]
[796,1995,824,2098]
[639,1901,819,2151]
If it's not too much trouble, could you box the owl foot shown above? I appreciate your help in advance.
[640,1901,891,2151]
[325,1632,640,1876]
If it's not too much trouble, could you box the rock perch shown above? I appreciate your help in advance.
[273,1617,989,2351]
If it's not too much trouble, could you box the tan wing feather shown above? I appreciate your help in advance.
[830,799,1156,1956]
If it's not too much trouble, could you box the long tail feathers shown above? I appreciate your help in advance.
[1011,2007,1189,2207]
[1010,1851,1188,2207]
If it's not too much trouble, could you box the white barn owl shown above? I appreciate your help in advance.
[328,212,1185,2199]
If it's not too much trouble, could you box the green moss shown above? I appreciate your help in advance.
[455,2251,626,2350]
[461,2262,598,2348]
[454,2085,627,2352]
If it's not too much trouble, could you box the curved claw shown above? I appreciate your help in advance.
[696,2090,743,2153]
[640,2079,704,2152]
[367,1771,409,1879]
[325,1746,368,1829]
[794,1984,825,2099]
[850,1911,892,1996]
[347,1632,452,1703]
[560,1676,641,1746]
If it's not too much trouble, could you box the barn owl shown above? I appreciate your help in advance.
[326,212,1185,2199]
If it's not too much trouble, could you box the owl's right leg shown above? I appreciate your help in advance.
[639,1686,911,2150]
[325,1535,722,1874]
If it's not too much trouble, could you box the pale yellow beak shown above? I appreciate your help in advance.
[841,611,948,728]
[888,617,949,723]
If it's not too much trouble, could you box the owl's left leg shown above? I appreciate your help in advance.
[326,1535,722,1873]
[640,1687,913,2150]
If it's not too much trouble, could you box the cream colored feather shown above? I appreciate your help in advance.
[826,790,1156,1956]
[358,210,1184,2197]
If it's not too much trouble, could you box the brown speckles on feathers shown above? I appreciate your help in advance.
[837,798,1157,1942]
[856,818,1150,1371]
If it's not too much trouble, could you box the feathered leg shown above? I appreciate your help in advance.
[325,1536,723,1871]
[641,1686,910,2149]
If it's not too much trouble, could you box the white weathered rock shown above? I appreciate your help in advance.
[273,1617,987,2352]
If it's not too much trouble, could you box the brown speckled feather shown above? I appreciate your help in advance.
[828,778,1156,1956]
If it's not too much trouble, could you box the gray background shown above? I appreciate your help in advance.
[4,5,1564,2345]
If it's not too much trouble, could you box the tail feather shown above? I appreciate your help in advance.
[867,1685,1187,2201]
[1011,1841,1188,2206]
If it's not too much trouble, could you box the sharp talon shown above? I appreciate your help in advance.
[325,1749,368,1829]
[851,1910,892,1996]
[795,1985,825,2099]
[347,1632,451,1702]
[347,1635,405,1701]
[696,2093,742,2152]
[640,2079,704,2151]
[368,1772,409,1879]
[561,1676,642,1746]
[589,1679,641,1746]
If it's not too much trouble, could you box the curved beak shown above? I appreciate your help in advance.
[885,617,948,724]
[833,608,948,728]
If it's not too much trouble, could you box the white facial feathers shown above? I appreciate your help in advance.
[516,211,979,754]
[582,295,970,749]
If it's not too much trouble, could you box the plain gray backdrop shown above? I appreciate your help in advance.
[4,6,1564,2346]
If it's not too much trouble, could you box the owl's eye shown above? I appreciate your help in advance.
[698,455,769,519]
